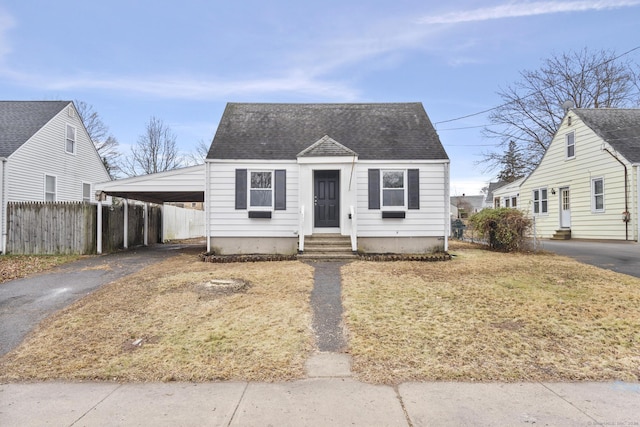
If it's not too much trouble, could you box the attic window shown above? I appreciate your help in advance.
[566,131,575,159]
[66,124,76,154]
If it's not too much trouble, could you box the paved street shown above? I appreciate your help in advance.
[540,239,640,278]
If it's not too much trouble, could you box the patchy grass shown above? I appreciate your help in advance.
[0,254,80,284]
[342,247,640,384]
[0,251,314,382]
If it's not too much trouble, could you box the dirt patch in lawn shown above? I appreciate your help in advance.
[342,247,640,384]
[0,250,314,382]
[0,254,81,284]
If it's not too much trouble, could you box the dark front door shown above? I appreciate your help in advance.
[314,170,340,227]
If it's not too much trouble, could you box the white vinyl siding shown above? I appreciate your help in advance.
[208,161,298,237]
[592,177,604,213]
[357,162,447,237]
[520,113,633,240]
[6,103,111,203]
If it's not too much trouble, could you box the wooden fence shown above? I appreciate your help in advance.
[6,202,162,255]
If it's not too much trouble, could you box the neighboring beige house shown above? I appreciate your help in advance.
[498,108,640,241]
[492,177,524,209]
[0,101,111,253]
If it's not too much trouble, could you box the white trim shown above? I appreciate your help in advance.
[381,169,407,210]
[591,177,605,213]
[532,187,548,215]
[565,131,575,160]
[248,169,274,210]
[82,182,92,203]
[65,123,77,155]
[44,174,57,202]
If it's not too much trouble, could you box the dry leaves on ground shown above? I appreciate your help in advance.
[0,255,80,284]
[342,247,640,384]
[0,250,314,382]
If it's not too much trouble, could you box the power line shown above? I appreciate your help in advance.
[433,46,640,126]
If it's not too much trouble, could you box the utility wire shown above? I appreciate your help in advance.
[433,46,640,126]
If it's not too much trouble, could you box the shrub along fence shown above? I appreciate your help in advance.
[6,201,162,255]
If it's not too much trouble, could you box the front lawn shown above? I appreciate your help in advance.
[0,251,314,382]
[342,244,640,384]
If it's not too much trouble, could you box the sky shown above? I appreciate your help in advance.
[1,0,639,195]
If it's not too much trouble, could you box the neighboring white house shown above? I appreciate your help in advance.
[205,103,450,255]
[492,177,525,209]
[498,108,640,241]
[0,101,111,252]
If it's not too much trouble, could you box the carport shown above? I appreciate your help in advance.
[93,165,205,254]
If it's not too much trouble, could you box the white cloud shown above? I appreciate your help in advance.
[5,70,360,102]
[418,0,640,25]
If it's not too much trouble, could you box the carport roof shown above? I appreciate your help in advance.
[94,165,205,204]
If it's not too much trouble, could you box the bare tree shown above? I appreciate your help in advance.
[482,48,640,173]
[120,116,183,177]
[74,100,120,177]
[183,139,211,165]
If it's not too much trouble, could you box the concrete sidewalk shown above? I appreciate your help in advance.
[2,379,639,426]
[2,353,639,426]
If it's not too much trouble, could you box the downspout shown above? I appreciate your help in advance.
[0,157,6,254]
[444,162,450,251]
[603,148,629,240]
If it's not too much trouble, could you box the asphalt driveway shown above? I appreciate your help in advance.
[540,239,640,278]
[0,244,201,357]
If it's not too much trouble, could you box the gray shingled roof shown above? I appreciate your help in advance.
[574,108,640,163]
[207,103,448,161]
[0,101,71,158]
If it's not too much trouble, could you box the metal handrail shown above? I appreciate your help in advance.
[299,205,305,252]
[349,205,357,251]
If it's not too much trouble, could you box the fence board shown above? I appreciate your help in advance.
[6,201,162,255]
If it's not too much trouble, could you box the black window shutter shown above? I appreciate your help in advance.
[274,170,286,210]
[368,169,380,209]
[235,169,247,210]
[408,169,419,209]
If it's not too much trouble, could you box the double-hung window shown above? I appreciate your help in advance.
[566,132,575,159]
[45,175,56,202]
[532,188,548,214]
[592,178,604,212]
[382,170,405,208]
[249,171,273,209]
[83,183,91,203]
[66,124,76,154]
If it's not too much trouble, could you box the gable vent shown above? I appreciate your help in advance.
[68,106,75,118]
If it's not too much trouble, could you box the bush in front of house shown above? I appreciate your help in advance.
[469,208,532,252]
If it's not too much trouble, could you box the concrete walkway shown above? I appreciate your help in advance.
[2,380,638,426]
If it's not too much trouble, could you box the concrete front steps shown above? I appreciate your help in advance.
[298,234,358,261]
[551,229,571,240]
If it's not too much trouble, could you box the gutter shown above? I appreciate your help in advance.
[603,148,629,240]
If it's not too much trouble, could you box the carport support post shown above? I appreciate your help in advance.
[144,202,149,246]
[97,200,103,254]
[123,199,128,249]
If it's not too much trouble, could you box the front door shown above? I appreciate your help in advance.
[314,170,340,228]
[560,187,571,228]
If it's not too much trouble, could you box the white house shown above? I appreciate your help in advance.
[205,103,450,255]
[0,101,111,252]
[503,108,640,241]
